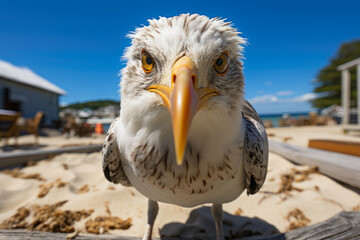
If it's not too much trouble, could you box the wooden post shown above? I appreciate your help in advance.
[342,69,351,125]
[357,64,360,125]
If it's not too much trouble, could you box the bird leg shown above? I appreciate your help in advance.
[142,199,159,240]
[211,203,225,240]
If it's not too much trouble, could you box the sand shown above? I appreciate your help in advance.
[0,126,359,238]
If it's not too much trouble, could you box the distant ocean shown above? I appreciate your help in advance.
[102,112,310,132]
[259,112,310,127]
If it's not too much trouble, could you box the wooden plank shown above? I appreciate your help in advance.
[269,139,360,189]
[0,211,359,240]
[344,125,360,132]
[308,139,360,157]
[0,144,102,168]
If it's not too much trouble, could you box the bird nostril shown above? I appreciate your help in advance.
[172,74,176,85]
[191,75,196,86]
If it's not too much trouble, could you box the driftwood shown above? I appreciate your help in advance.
[269,139,360,189]
[0,211,359,240]
[0,144,102,168]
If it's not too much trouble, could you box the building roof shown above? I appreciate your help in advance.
[337,57,360,71]
[0,60,66,95]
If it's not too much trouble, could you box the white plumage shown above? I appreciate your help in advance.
[102,14,268,240]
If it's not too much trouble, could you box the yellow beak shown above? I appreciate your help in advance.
[148,56,219,165]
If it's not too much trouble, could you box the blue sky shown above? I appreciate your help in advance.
[0,0,359,114]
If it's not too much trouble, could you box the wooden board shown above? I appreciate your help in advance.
[0,144,102,168]
[269,139,360,189]
[309,139,360,157]
[0,211,359,240]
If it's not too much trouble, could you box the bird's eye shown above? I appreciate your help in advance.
[141,50,154,73]
[214,52,229,75]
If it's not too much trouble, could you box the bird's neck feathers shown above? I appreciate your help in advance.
[120,96,243,168]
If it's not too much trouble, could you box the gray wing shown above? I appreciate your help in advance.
[242,101,268,195]
[102,117,131,187]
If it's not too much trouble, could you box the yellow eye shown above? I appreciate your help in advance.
[141,50,154,73]
[214,51,229,75]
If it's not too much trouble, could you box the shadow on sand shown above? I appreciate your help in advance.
[160,206,284,240]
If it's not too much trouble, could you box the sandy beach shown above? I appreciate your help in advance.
[0,125,359,238]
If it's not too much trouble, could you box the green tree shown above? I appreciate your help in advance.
[312,40,360,110]
[61,100,120,110]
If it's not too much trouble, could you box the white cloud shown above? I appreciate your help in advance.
[292,93,316,102]
[276,90,294,96]
[249,92,316,105]
[249,94,279,104]
[60,102,68,107]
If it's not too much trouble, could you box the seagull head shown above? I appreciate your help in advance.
[120,14,246,165]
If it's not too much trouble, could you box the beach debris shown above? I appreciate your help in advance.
[285,208,311,230]
[26,160,38,167]
[282,136,292,143]
[0,207,30,229]
[38,178,68,198]
[77,184,89,194]
[105,201,112,216]
[292,166,318,182]
[107,186,115,190]
[66,229,80,239]
[62,163,69,170]
[234,208,243,215]
[353,204,360,212]
[85,216,132,234]
[0,201,93,234]
[319,197,344,210]
[28,201,93,233]
[45,154,55,161]
[1,168,45,181]
[278,166,318,195]
[259,166,319,203]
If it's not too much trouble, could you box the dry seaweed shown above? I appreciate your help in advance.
[38,178,68,198]
[28,201,93,233]
[105,201,112,216]
[0,200,93,234]
[282,136,292,142]
[1,168,45,181]
[285,208,311,230]
[0,207,30,229]
[77,184,89,194]
[353,204,360,212]
[85,216,132,234]
[26,160,38,167]
[293,166,318,182]
[278,166,318,195]
[234,208,243,215]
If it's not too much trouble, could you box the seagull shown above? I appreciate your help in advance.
[102,14,268,240]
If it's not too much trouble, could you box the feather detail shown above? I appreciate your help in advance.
[243,101,268,195]
[102,117,131,187]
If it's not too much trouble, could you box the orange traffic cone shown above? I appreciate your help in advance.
[95,123,104,135]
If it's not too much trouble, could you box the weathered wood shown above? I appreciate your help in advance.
[0,144,102,168]
[269,139,360,189]
[0,212,359,240]
[344,125,360,132]
[308,139,360,157]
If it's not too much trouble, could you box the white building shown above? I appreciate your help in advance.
[0,60,66,126]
